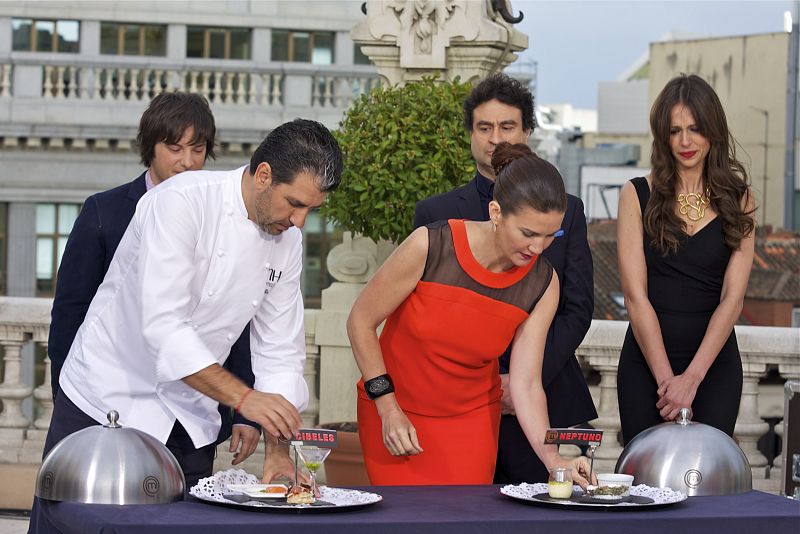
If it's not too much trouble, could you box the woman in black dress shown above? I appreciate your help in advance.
[617,74,756,444]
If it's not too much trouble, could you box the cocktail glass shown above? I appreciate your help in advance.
[296,446,331,496]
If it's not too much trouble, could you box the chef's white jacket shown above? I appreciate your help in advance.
[60,166,309,448]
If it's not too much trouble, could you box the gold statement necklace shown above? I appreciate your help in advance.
[677,187,711,222]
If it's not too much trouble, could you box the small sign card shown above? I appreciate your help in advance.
[544,428,603,447]
[289,428,338,448]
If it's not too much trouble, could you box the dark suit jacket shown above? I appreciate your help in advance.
[414,176,597,427]
[48,173,258,444]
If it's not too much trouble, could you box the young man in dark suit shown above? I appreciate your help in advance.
[47,92,261,477]
[413,74,597,484]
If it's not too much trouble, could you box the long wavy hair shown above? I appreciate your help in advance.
[645,74,754,255]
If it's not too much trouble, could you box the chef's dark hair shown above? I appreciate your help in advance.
[137,92,216,167]
[249,119,343,192]
[492,142,566,214]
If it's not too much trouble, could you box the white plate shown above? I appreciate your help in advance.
[501,483,688,510]
[226,484,288,498]
[191,469,383,513]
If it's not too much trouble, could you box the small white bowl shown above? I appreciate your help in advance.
[594,473,634,499]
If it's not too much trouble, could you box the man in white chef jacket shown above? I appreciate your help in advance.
[33,119,341,523]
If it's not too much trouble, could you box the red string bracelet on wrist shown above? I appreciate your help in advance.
[235,389,253,412]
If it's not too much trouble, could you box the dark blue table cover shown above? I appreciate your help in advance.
[39,485,800,534]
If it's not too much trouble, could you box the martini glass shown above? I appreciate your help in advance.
[296,446,332,496]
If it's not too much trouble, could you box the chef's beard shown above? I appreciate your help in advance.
[254,187,291,235]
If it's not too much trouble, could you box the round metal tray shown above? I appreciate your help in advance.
[501,483,687,511]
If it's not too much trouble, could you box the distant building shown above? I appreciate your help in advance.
[583,30,796,231]
[650,31,792,231]
[0,0,375,306]
[539,103,597,133]
[0,1,539,307]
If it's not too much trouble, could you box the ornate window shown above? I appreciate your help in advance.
[187,26,251,59]
[100,22,166,56]
[354,44,371,65]
[0,204,6,296]
[272,30,334,64]
[12,18,79,52]
[301,212,342,308]
[35,203,80,297]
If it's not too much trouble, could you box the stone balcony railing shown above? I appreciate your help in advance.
[0,54,379,146]
[0,297,797,494]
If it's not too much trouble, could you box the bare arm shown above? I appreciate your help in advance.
[183,364,301,440]
[510,273,595,487]
[617,181,674,386]
[346,227,428,456]
[657,190,755,419]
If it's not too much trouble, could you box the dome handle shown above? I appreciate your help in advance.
[104,410,122,428]
[676,407,693,425]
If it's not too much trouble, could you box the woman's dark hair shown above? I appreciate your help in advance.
[492,142,566,215]
[136,92,216,167]
[647,74,754,255]
[463,73,535,132]
[249,118,343,192]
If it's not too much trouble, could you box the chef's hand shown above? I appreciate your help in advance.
[238,390,302,440]
[656,373,700,421]
[230,424,261,465]
[261,435,310,485]
[376,394,423,456]
[499,373,515,415]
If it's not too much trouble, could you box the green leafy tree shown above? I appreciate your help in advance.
[323,77,475,243]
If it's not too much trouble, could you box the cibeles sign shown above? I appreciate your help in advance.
[290,428,339,448]
[544,428,604,448]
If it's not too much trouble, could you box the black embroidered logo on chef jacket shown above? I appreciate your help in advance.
[265,267,283,294]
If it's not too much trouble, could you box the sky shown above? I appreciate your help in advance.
[509,0,793,108]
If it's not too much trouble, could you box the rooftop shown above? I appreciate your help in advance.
[587,221,800,323]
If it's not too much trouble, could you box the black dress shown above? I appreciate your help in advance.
[617,177,742,445]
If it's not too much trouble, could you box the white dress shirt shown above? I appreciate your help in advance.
[60,166,309,448]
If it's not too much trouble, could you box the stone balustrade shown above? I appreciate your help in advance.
[0,56,379,153]
[0,56,378,108]
[0,297,797,494]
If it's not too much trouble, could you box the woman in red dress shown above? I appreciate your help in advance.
[348,143,593,486]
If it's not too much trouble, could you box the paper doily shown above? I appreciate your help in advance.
[190,468,382,509]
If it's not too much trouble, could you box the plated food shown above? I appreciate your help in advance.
[547,467,574,499]
[585,473,634,501]
[547,480,573,499]
[226,484,289,499]
[286,484,315,504]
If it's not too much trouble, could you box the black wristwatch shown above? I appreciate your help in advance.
[364,374,395,400]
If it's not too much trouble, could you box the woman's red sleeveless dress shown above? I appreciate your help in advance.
[357,219,553,485]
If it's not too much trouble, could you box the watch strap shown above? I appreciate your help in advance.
[364,373,395,400]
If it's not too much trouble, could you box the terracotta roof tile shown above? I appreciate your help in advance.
[585,222,800,316]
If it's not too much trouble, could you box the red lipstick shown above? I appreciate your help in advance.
[679,151,697,159]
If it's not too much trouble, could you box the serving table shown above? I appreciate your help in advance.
[38,484,799,534]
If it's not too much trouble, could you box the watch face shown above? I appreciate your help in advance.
[368,377,390,394]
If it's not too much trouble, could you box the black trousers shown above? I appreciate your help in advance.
[29,392,216,533]
[493,414,550,484]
